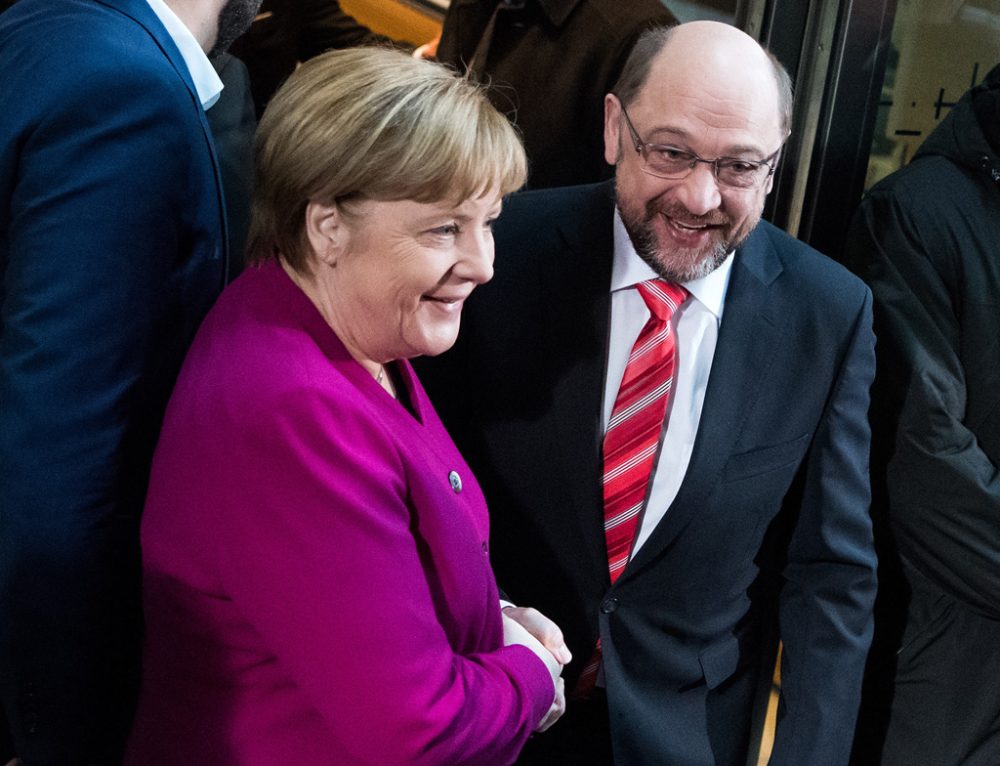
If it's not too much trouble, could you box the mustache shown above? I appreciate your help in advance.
[645,200,730,228]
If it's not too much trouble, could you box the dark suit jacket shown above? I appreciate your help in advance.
[437,0,675,189]
[417,182,878,765]
[208,52,256,277]
[0,0,227,762]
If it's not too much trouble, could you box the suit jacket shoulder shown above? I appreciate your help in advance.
[748,219,871,318]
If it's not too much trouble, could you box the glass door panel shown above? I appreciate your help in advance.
[865,0,1000,189]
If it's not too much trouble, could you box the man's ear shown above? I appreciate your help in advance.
[304,199,347,267]
[604,93,623,167]
[764,140,788,196]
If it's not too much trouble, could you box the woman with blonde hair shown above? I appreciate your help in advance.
[126,47,567,765]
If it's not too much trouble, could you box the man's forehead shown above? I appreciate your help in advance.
[644,37,775,97]
[634,45,782,140]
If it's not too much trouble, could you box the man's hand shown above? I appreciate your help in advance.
[502,605,572,665]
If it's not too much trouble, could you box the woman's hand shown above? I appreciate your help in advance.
[535,677,566,733]
[501,611,562,682]
[501,612,567,731]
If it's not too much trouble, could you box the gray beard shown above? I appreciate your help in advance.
[616,188,755,284]
[624,213,732,283]
[210,0,262,58]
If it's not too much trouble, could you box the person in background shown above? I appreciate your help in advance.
[434,0,675,189]
[417,21,877,765]
[207,51,257,277]
[0,0,260,762]
[125,47,568,765]
[845,62,1000,766]
[1,0,256,278]
[231,0,408,118]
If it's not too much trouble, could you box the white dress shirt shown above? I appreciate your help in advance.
[604,209,734,558]
[144,0,224,109]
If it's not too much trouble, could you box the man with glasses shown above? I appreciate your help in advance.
[417,20,877,765]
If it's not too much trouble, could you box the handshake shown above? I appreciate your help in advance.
[501,606,573,733]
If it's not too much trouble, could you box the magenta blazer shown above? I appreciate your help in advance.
[125,262,552,765]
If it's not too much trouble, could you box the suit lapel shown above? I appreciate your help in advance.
[626,223,786,577]
[95,0,202,104]
[540,184,616,577]
[94,0,230,276]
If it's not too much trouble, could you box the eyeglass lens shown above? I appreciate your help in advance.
[643,150,770,188]
[619,102,774,188]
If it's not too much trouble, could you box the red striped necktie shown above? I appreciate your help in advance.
[576,278,688,696]
[603,279,688,581]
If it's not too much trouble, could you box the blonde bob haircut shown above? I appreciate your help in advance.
[246,47,528,271]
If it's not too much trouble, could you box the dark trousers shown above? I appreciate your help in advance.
[852,568,1000,765]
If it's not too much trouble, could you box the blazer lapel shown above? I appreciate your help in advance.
[626,224,786,577]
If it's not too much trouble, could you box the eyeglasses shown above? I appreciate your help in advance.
[618,102,781,189]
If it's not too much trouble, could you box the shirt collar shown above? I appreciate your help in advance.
[611,207,734,320]
[144,0,224,109]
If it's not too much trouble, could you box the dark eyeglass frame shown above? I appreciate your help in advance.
[618,101,782,189]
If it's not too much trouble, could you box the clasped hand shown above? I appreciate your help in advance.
[501,606,572,733]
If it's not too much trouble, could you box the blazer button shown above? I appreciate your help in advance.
[600,597,619,614]
[448,470,463,493]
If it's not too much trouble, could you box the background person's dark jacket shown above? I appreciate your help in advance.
[437,0,675,189]
[845,62,1000,765]
[231,0,401,118]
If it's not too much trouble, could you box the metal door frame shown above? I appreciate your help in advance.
[753,0,898,260]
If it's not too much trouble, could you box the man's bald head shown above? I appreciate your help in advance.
[613,21,793,137]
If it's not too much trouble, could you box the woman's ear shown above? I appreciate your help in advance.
[304,200,347,267]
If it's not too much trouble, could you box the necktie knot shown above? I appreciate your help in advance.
[636,279,688,323]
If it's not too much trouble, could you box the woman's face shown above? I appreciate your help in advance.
[314,188,502,364]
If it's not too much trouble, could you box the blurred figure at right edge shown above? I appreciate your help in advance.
[845,62,1000,766]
